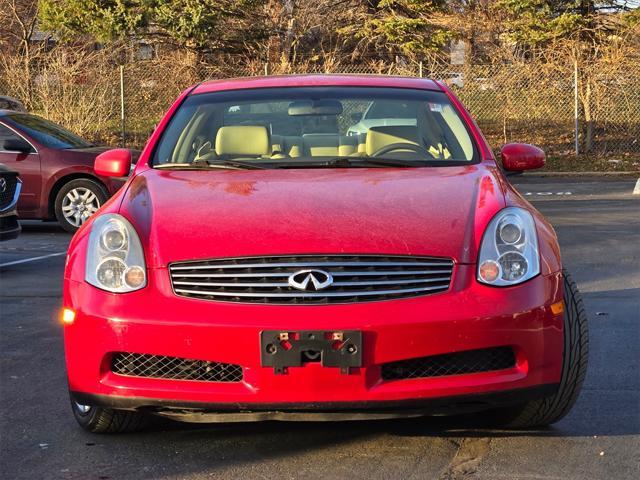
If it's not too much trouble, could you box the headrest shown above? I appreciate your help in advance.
[365,126,419,156]
[215,126,270,156]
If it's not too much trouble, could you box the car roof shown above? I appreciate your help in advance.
[0,109,28,117]
[191,74,442,95]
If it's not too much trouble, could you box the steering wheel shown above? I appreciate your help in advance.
[372,142,435,158]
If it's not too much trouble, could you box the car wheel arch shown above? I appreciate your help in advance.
[47,173,108,219]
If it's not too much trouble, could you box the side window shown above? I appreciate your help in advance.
[0,123,34,153]
[439,105,474,160]
[0,124,20,149]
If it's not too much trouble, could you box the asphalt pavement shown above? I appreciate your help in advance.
[0,176,638,480]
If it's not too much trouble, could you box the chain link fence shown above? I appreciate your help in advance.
[2,55,639,157]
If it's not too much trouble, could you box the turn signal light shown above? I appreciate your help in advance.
[61,308,76,325]
[550,301,564,315]
[479,260,500,283]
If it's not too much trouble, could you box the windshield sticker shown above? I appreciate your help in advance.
[428,103,443,112]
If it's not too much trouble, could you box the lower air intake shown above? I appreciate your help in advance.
[111,353,243,383]
[381,346,516,380]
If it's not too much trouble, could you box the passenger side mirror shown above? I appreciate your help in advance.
[94,148,132,177]
[501,143,545,172]
[2,138,32,153]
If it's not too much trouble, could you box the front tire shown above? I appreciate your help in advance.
[70,396,150,433]
[493,269,589,428]
[54,179,107,233]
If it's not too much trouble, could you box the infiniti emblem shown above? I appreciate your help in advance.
[0,178,6,193]
[288,269,333,291]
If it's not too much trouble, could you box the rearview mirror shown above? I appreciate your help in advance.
[94,148,132,177]
[501,143,545,172]
[288,99,343,116]
[2,138,32,153]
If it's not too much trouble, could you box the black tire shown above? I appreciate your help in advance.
[54,178,108,233]
[70,395,151,433]
[493,269,589,428]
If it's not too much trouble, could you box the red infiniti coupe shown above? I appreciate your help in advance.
[62,75,588,433]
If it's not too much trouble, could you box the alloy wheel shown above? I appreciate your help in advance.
[74,401,92,414]
[61,187,101,227]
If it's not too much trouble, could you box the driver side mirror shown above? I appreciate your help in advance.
[94,148,132,177]
[501,143,545,172]
[2,138,32,153]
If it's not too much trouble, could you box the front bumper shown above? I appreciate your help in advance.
[64,265,564,413]
[71,384,558,422]
[0,214,21,241]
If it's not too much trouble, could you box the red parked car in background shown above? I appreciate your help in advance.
[62,75,588,433]
[0,111,126,232]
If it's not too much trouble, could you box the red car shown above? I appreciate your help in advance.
[62,75,588,433]
[0,111,125,232]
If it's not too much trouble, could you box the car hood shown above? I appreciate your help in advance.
[120,165,506,268]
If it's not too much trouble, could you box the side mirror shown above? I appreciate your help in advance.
[94,148,132,177]
[501,143,545,172]
[2,138,32,153]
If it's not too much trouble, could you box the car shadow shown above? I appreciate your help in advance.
[139,402,638,439]
[66,408,636,480]
[18,220,70,234]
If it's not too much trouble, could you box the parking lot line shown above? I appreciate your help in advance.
[0,252,66,268]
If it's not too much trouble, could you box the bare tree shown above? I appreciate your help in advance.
[0,0,40,106]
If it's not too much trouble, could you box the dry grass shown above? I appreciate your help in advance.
[1,47,119,143]
[1,46,638,164]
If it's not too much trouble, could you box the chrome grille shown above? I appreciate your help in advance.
[381,347,516,381]
[169,255,454,304]
[111,353,243,382]
[0,174,18,211]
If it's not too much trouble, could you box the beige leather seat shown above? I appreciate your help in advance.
[215,125,271,156]
[271,133,358,157]
[302,134,358,157]
[271,134,284,154]
[340,136,360,156]
[283,136,303,157]
[365,126,419,156]
[213,124,454,160]
[270,135,302,157]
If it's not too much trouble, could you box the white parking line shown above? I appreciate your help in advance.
[0,252,66,268]
[633,178,640,195]
[524,191,573,196]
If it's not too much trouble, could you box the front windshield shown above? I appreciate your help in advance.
[6,114,92,149]
[153,87,477,168]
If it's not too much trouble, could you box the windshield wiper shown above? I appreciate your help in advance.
[195,158,270,170]
[155,160,268,170]
[324,157,430,168]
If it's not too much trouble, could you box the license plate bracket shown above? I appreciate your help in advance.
[260,330,362,375]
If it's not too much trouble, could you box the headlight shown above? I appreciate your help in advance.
[85,214,146,292]
[477,207,540,286]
